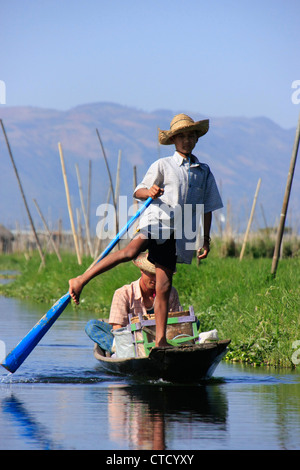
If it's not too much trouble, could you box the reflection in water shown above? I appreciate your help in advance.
[252,382,300,450]
[1,394,61,450]
[1,293,300,450]
[106,384,228,450]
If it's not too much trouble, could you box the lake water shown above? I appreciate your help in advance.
[1,288,300,451]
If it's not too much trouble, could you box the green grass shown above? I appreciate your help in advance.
[0,250,299,368]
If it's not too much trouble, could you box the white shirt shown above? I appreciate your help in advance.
[134,151,223,264]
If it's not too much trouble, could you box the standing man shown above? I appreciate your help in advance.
[69,113,223,348]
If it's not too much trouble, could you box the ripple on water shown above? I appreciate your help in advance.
[0,366,130,385]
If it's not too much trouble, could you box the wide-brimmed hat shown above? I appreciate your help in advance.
[158,113,209,145]
[133,252,156,274]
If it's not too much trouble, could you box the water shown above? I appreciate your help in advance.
[1,289,300,450]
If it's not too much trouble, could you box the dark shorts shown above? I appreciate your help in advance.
[147,233,177,272]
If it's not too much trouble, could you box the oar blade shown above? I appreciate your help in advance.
[2,293,71,373]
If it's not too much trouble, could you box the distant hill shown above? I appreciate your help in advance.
[0,102,299,236]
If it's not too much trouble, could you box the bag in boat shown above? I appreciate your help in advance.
[199,329,219,343]
[112,327,135,359]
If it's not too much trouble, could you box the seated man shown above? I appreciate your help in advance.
[85,252,181,354]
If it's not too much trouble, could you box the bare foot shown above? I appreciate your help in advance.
[68,276,84,304]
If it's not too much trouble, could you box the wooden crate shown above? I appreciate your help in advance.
[128,306,198,357]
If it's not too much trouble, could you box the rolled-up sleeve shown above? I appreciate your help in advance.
[203,170,223,213]
[134,160,163,199]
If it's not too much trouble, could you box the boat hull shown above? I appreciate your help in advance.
[93,339,230,383]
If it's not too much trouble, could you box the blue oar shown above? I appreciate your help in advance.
[2,197,153,373]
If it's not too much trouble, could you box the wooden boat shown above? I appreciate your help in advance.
[93,339,231,383]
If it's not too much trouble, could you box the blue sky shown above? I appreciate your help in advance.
[1,0,300,129]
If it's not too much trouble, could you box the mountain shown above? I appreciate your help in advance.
[0,102,299,236]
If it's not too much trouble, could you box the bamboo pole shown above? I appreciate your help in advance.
[239,178,261,261]
[0,119,46,267]
[33,198,62,262]
[115,150,122,208]
[133,165,138,194]
[271,113,300,276]
[96,129,119,236]
[94,186,111,259]
[260,203,269,234]
[133,165,139,232]
[58,142,82,265]
[87,159,92,232]
[76,208,84,256]
[75,163,93,257]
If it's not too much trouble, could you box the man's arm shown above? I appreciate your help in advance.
[133,160,164,200]
[134,185,164,200]
[197,211,212,260]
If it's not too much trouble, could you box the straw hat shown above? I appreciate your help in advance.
[133,252,156,274]
[158,113,209,145]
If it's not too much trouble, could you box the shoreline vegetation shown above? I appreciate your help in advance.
[0,241,299,369]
